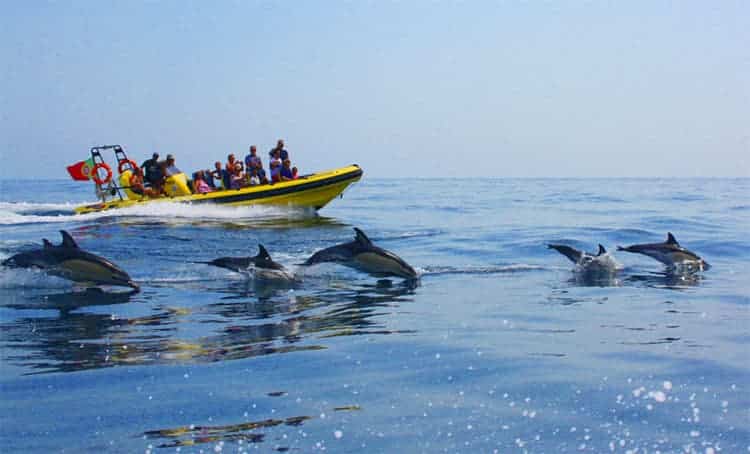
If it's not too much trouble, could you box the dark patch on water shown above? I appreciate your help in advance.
[333,405,361,412]
[144,415,313,449]
[267,391,287,397]
[528,352,566,357]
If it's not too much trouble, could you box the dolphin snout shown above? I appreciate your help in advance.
[110,272,139,290]
[399,264,419,279]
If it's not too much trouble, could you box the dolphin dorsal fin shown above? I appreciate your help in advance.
[353,228,372,246]
[43,239,53,248]
[597,244,606,255]
[60,231,79,248]
[666,232,679,245]
[257,244,271,260]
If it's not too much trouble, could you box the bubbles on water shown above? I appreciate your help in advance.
[648,390,667,403]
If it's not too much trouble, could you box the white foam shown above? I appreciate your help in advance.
[0,268,71,289]
[0,200,314,226]
[0,202,76,225]
[574,252,623,273]
[0,201,79,213]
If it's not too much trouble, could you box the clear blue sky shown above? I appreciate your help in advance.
[1,1,748,178]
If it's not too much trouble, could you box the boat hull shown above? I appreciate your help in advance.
[74,165,363,214]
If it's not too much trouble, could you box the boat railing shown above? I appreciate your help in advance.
[90,145,134,202]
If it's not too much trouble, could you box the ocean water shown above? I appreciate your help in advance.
[0,178,748,453]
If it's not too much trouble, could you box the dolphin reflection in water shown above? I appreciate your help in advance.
[1,230,138,290]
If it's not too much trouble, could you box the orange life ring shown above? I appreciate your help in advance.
[118,159,139,174]
[92,163,113,185]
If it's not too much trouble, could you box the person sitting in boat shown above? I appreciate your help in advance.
[211,161,228,190]
[245,145,262,170]
[292,166,299,179]
[269,158,282,183]
[129,167,160,198]
[247,167,261,186]
[226,154,243,175]
[268,139,289,161]
[163,154,181,177]
[194,171,213,194]
[230,162,245,189]
[203,167,216,188]
[269,149,282,172]
[280,159,294,181]
[141,152,162,187]
[252,160,269,184]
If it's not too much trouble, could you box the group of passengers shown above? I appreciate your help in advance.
[132,139,299,197]
[130,153,181,197]
[192,139,299,194]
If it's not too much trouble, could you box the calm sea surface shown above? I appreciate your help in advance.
[0,178,748,453]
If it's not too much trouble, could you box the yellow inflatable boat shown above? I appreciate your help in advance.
[73,145,363,214]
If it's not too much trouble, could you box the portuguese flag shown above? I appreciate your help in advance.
[66,158,95,181]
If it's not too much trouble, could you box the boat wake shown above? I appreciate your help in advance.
[420,264,548,276]
[0,201,316,226]
[0,202,80,225]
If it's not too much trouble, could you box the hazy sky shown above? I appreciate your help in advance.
[1,1,748,179]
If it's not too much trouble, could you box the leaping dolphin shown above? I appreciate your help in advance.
[302,228,418,279]
[548,243,620,274]
[1,230,139,289]
[202,245,294,280]
[617,232,709,270]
